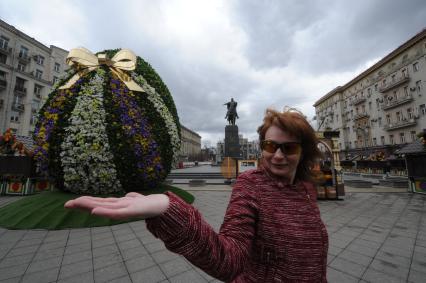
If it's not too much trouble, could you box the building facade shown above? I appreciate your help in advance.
[216,134,260,163]
[314,29,426,160]
[178,125,201,161]
[0,19,68,136]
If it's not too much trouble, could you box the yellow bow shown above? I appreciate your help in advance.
[59,47,144,92]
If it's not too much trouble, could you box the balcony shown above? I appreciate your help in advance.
[11,103,24,112]
[351,97,366,106]
[17,52,31,63]
[0,77,6,90]
[379,74,410,93]
[384,118,417,131]
[353,113,370,121]
[14,85,27,96]
[0,45,12,55]
[382,95,413,110]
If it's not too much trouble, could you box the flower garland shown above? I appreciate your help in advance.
[60,70,124,194]
[133,74,181,163]
[33,80,82,175]
[109,75,164,186]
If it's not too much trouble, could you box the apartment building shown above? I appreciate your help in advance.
[0,19,68,136]
[178,125,201,161]
[314,28,426,159]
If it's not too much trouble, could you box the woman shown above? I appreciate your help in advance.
[65,108,328,282]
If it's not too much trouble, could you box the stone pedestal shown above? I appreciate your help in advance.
[224,125,240,158]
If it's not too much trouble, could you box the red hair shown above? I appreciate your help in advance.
[257,108,323,182]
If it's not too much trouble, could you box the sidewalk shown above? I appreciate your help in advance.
[0,186,425,282]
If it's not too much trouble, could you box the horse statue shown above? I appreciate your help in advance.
[224,98,239,125]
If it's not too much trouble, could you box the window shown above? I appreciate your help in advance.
[10,115,19,123]
[378,117,382,126]
[373,137,377,146]
[391,74,396,82]
[381,136,385,145]
[35,69,43,79]
[17,63,26,72]
[19,46,28,58]
[375,84,378,91]
[382,79,386,87]
[386,114,391,124]
[407,108,413,119]
[400,133,405,144]
[369,101,372,110]
[416,80,422,93]
[404,86,409,96]
[53,76,59,84]
[396,112,401,122]
[36,55,44,65]
[411,131,416,142]
[402,69,407,77]
[368,88,372,95]
[413,62,419,72]
[0,36,9,50]
[361,105,365,113]
[420,104,426,116]
[0,53,6,64]
[34,84,42,98]
[390,135,394,145]
[54,63,60,72]
[376,99,380,108]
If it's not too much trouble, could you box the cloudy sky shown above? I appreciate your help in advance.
[1,0,426,146]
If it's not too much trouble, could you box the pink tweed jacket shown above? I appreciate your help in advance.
[146,169,328,282]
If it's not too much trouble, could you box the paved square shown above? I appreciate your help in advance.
[0,188,425,282]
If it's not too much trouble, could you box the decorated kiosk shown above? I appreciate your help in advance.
[315,130,345,200]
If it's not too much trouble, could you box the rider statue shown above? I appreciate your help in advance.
[224,98,239,125]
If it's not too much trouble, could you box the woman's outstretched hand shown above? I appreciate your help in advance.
[64,192,170,220]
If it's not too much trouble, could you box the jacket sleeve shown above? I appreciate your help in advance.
[145,174,258,282]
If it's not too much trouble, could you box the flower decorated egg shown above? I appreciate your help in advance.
[33,48,181,195]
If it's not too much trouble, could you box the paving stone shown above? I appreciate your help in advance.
[329,257,367,278]
[38,241,67,252]
[151,249,180,264]
[130,265,166,283]
[14,237,44,248]
[120,245,149,260]
[117,238,142,251]
[326,267,358,283]
[21,267,59,283]
[57,271,93,283]
[66,235,91,246]
[64,242,91,255]
[92,236,115,248]
[362,267,407,283]
[92,243,119,258]
[346,242,378,257]
[107,275,132,283]
[93,252,123,270]
[375,250,411,268]
[336,249,372,267]
[408,269,426,283]
[61,250,92,265]
[33,247,65,261]
[124,254,156,273]
[7,245,38,257]
[94,262,128,283]
[115,232,137,243]
[0,253,34,269]
[0,264,28,281]
[145,241,167,253]
[369,258,409,279]
[327,245,343,256]
[59,259,93,280]
[91,230,113,240]
[26,256,62,273]
[159,257,192,277]
[168,269,209,283]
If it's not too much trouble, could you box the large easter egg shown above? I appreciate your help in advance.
[33,49,181,195]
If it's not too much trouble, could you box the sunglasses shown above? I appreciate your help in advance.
[261,140,302,155]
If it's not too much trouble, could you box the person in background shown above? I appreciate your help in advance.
[65,107,328,282]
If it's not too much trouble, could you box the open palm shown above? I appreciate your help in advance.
[64,192,170,220]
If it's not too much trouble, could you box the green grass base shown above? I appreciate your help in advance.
[0,185,194,230]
